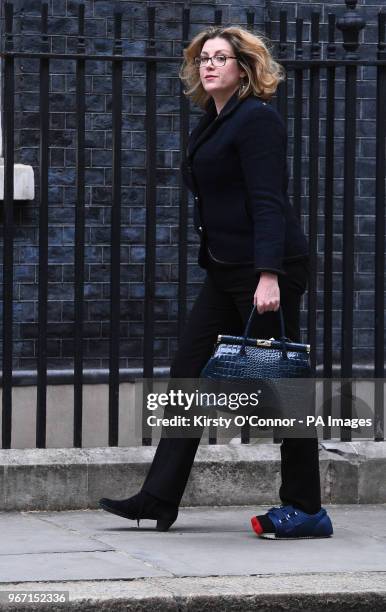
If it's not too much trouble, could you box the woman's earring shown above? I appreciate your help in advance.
[238,78,247,95]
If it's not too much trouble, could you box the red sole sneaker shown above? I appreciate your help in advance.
[251,516,264,535]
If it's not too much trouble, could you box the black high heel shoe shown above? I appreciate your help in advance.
[98,490,178,531]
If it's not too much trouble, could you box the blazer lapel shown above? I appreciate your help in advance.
[187,91,246,161]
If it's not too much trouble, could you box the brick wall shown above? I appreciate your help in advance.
[0,0,384,372]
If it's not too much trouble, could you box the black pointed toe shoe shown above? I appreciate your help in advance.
[98,490,178,531]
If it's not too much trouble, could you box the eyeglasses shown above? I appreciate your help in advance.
[193,54,238,68]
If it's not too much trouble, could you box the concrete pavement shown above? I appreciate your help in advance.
[0,504,385,610]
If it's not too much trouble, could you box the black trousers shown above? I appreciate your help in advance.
[142,258,321,514]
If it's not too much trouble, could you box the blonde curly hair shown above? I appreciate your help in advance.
[179,25,286,109]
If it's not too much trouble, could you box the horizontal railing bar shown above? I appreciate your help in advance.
[1,51,386,66]
[0,368,170,386]
[0,364,380,387]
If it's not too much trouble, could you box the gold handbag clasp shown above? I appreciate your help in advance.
[256,339,273,347]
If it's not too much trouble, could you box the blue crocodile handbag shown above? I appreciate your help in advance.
[199,305,313,418]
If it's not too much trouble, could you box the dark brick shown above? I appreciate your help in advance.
[14,265,35,283]
[13,340,35,357]
[121,227,145,243]
[128,322,145,337]
[130,246,146,263]
[88,264,110,283]
[80,131,106,148]
[120,264,144,282]
[47,265,63,282]
[48,168,76,186]
[121,150,146,166]
[3,0,380,370]
[83,282,106,300]
[19,284,38,300]
[84,338,109,357]
[154,264,172,282]
[13,301,36,323]
[18,147,39,165]
[46,246,73,264]
[128,283,145,299]
[154,283,178,299]
[84,168,105,185]
[92,149,112,167]
[130,207,146,224]
[120,299,145,321]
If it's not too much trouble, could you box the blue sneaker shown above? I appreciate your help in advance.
[251,504,333,539]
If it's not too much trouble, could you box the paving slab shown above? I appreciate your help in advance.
[0,504,385,587]
[0,550,172,583]
[0,512,112,555]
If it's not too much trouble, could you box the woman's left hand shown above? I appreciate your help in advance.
[254,272,280,314]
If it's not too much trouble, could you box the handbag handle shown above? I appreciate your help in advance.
[239,305,291,360]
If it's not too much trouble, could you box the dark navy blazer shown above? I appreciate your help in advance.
[180,90,309,276]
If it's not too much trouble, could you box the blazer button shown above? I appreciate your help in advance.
[194,196,199,201]
[198,226,203,232]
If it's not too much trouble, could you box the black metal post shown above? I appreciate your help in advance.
[307,11,321,378]
[374,9,386,441]
[177,7,190,341]
[142,6,157,445]
[74,2,86,447]
[336,0,365,442]
[108,9,123,446]
[322,13,337,439]
[2,2,15,449]
[292,16,304,221]
[36,2,50,448]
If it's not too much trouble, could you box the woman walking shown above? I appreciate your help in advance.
[99,25,333,539]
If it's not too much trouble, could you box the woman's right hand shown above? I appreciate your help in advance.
[253,272,280,314]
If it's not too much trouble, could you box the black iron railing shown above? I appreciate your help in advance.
[1,1,385,448]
